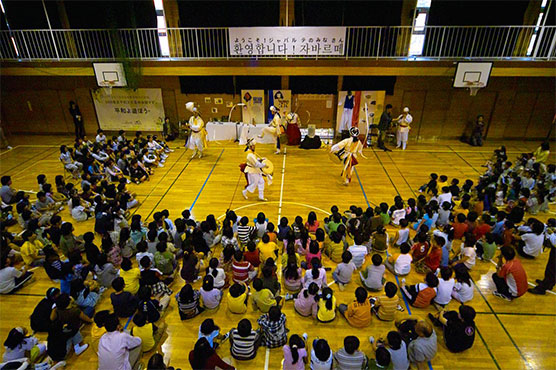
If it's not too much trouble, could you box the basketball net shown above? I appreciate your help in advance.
[103,80,116,96]
[464,81,484,96]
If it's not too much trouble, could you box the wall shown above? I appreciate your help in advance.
[384,76,555,141]
[1,75,554,140]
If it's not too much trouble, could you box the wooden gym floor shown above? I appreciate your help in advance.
[0,136,555,370]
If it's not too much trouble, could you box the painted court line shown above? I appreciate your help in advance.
[488,260,556,295]
[471,280,532,369]
[190,149,225,210]
[355,165,434,369]
[276,150,287,284]
[136,149,192,220]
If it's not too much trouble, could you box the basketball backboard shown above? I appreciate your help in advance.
[93,63,127,87]
[453,62,493,88]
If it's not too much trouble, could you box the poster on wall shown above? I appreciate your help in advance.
[336,91,386,135]
[241,90,265,125]
[268,90,291,123]
[229,27,346,56]
[91,88,165,131]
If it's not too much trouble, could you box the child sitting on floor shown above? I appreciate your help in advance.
[385,242,412,276]
[400,272,438,308]
[176,284,204,320]
[333,251,357,291]
[360,253,386,291]
[338,287,371,328]
[371,282,401,321]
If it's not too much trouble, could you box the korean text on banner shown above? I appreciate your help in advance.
[91,88,165,131]
[229,27,346,56]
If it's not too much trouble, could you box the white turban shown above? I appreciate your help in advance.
[403,107,410,113]
[185,102,195,113]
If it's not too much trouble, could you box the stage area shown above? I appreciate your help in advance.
[1,136,554,370]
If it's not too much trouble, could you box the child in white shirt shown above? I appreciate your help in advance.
[434,267,455,307]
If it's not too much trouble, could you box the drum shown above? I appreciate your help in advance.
[328,147,345,164]
[261,158,274,176]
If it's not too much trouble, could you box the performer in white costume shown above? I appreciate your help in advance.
[393,107,413,150]
[242,139,270,201]
[330,127,367,185]
[259,105,283,154]
[185,102,206,158]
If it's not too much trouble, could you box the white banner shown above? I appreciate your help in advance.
[229,27,346,56]
[91,88,165,131]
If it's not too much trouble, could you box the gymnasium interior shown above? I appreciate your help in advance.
[0,1,555,369]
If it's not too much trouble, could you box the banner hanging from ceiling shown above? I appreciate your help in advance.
[229,27,346,56]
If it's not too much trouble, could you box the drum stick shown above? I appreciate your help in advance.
[227,171,244,211]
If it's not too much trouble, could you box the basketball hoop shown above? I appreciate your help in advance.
[464,81,484,96]
[102,80,116,96]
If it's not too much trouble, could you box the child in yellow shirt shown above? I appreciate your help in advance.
[227,282,249,314]
[20,231,45,267]
[257,234,278,263]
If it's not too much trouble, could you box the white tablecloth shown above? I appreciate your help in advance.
[206,122,275,144]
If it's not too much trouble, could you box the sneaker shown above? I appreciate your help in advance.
[242,190,248,200]
[493,291,512,301]
[284,293,294,301]
[528,287,546,295]
[258,197,268,202]
[396,304,405,312]
[221,332,230,342]
[274,150,281,155]
[74,343,89,356]
[49,361,67,370]
[302,333,308,342]
[158,163,164,167]
[369,336,375,345]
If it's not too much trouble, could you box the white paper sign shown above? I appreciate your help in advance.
[91,88,165,131]
[229,27,346,56]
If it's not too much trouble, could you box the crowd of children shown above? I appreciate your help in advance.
[0,141,554,369]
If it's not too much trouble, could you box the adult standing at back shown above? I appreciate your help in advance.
[393,107,413,150]
[377,104,393,151]
[69,101,85,139]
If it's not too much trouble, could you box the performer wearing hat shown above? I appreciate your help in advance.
[330,127,367,185]
[259,106,283,154]
[185,102,206,159]
[242,139,270,201]
[393,107,413,150]
[286,112,301,145]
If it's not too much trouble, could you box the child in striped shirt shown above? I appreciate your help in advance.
[237,216,255,246]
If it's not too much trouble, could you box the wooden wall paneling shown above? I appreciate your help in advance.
[525,92,555,139]
[161,89,178,131]
[419,90,451,140]
[487,90,516,139]
[57,90,79,134]
[75,88,100,136]
[443,90,474,139]
[466,91,497,139]
[503,92,537,138]
[40,90,69,133]
[174,93,242,122]
[400,90,426,141]
[3,91,47,133]
[295,94,336,128]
